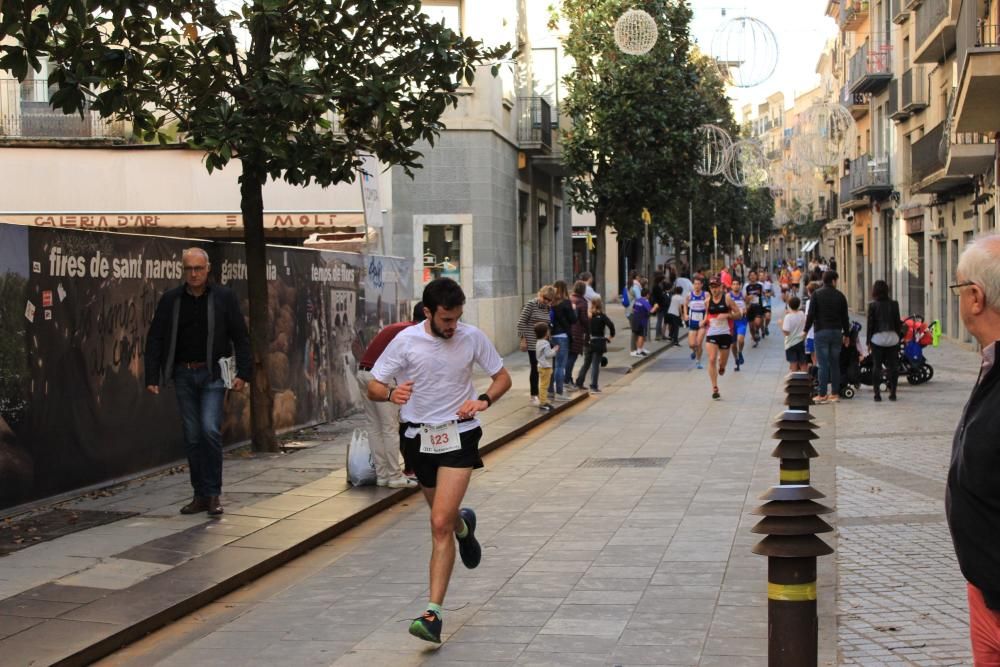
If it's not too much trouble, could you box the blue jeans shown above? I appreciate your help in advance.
[549,334,570,394]
[173,366,226,496]
[814,329,843,397]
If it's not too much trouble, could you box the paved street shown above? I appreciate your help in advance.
[93,305,981,667]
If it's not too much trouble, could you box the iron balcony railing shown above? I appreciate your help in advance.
[0,77,127,140]
[849,35,893,94]
[911,121,946,182]
[915,0,950,48]
[848,154,891,193]
[516,96,551,151]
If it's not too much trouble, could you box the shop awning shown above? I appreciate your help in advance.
[802,239,819,253]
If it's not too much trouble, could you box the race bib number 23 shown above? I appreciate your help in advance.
[420,421,462,455]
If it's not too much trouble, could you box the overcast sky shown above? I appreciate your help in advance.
[689,0,838,114]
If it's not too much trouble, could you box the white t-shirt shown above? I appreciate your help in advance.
[371,321,504,435]
[668,293,685,317]
[782,310,806,349]
[674,277,693,298]
[584,284,600,304]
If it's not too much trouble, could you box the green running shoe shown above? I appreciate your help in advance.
[409,610,442,643]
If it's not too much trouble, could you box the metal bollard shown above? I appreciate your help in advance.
[772,410,819,486]
[751,484,833,667]
[784,372,814,412]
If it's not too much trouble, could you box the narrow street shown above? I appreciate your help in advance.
[95,304,977,667]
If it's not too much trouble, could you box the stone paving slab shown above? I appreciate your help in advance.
[0,306,671,666]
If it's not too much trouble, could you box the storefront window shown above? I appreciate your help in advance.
[422,225,461,285]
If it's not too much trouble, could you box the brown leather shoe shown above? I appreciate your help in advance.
[180,496,208,514]
[207,495,224,516]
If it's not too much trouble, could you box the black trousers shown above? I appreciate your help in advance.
[871,344,899,395]
[527,350,539,397]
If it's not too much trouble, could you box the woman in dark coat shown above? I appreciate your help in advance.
[866,279,903,402]
[549,280,577,398]
[566,280,590,390]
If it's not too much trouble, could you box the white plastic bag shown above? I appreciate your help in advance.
[346,429,377,486]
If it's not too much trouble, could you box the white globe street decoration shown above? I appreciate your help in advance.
[795,102,855,168]
[711,16,779,89]
[695,124,733,176]
[614,9,658,56]
[723,139,767,188]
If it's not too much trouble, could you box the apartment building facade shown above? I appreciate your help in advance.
[0,0,572,354]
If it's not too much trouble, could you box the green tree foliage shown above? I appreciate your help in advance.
[2,0,507,451]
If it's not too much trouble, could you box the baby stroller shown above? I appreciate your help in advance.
[859,315,936,390]
[812,321,862,399]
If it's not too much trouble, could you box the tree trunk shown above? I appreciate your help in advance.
[594,210,608,300]
[240,160,278,453]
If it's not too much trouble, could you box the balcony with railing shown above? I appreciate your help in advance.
[910,121,971,193]
[840,172,866,209]
[517,96,551,154]
[840,84,870,119]
[946,131,995,176]
[841,0,871,31]
[913,0,958,64]
[953,2,1000,132]
[849,36,894,94]
[0,78,129,141]
[901,65,929,113]
[892,0,910,24]
[848,153,892,198]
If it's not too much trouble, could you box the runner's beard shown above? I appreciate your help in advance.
[429,318,455,339]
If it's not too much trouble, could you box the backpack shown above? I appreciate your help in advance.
[621,286,630,308]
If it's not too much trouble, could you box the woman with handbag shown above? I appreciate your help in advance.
[517,285,555,406]
[866,279,903,402]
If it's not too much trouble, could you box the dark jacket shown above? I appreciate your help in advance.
[550,298,577,337]
[866,298,903,347]
[569,294,590,355]
[589,313,616,339]
[144,283,252,386]
[947,344,1000,610]
[803,284,850,336]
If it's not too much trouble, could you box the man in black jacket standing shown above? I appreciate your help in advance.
[144,248,252,516]
[948,235,1000,663]
[803,270,850,403]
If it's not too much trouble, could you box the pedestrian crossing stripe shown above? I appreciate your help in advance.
[779,468,810,482]
[768,582,816,601]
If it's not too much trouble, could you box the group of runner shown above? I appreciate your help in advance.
[682,270,776,399]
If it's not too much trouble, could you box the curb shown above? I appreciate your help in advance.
[48,347,673,666]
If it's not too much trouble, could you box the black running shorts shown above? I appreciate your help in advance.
[400,426,484,488]
[706,334,733,349]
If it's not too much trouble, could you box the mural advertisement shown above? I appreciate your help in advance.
[0,223,411,509]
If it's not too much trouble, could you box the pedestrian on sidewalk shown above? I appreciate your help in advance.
[534,322,557,412]
[947,234,1000,665]
[666,285,684,345]
[703,275,738,400]
[684,276,707,369]
[144,247,251,517]
[354,303,425,488]
[516,285,553,407]
[782,295,808,372]
[548,280,576,401]
[866,280,903,402]
[565,281,590,392]
[578,271,600,304]
[576,296,614,392]
[367,277,512,645]
[804,270,851,404]
[630,288,654,357]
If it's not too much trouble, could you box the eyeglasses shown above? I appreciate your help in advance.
[949,281,976,295]
[183,265,208,273]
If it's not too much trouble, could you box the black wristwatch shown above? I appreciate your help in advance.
[477,393,492,407]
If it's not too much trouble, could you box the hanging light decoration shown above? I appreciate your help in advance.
[614,9,659,56]
[795,102,855,168]
[723,139,767,188]
[711,16,779,89]
[695,124,733,176]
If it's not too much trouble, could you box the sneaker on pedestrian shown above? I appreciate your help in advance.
[630,350,642,357]
[641,348,651,355]
[539,403,555,412]
[530,396,540,406]
[589,387,601,393]
[696,362,704,369]
[403,469,418,481]
[813,395,828,404]
[376,477,389,487]
[827,395,840,404]
[690,351,696,360]
[738,352,745,365]
[388,476,418,489]
[554,392,571,402]
[456,507,481,569]
[409,610,442,643]
[712,386,720,400]
[565,384,579,393]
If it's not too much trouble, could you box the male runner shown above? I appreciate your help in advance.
[729,278,748,371]
[683,277,707,369]
[743,271,765,346]
[761,272,775,337]
[367,278,512,644]
[703,275,739,399]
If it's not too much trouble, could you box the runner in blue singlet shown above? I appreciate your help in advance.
[729,279,748,371]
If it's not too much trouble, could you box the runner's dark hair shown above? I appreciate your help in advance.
[422,278,466,314]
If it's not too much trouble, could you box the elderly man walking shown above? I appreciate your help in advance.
[947,234,1000,664]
